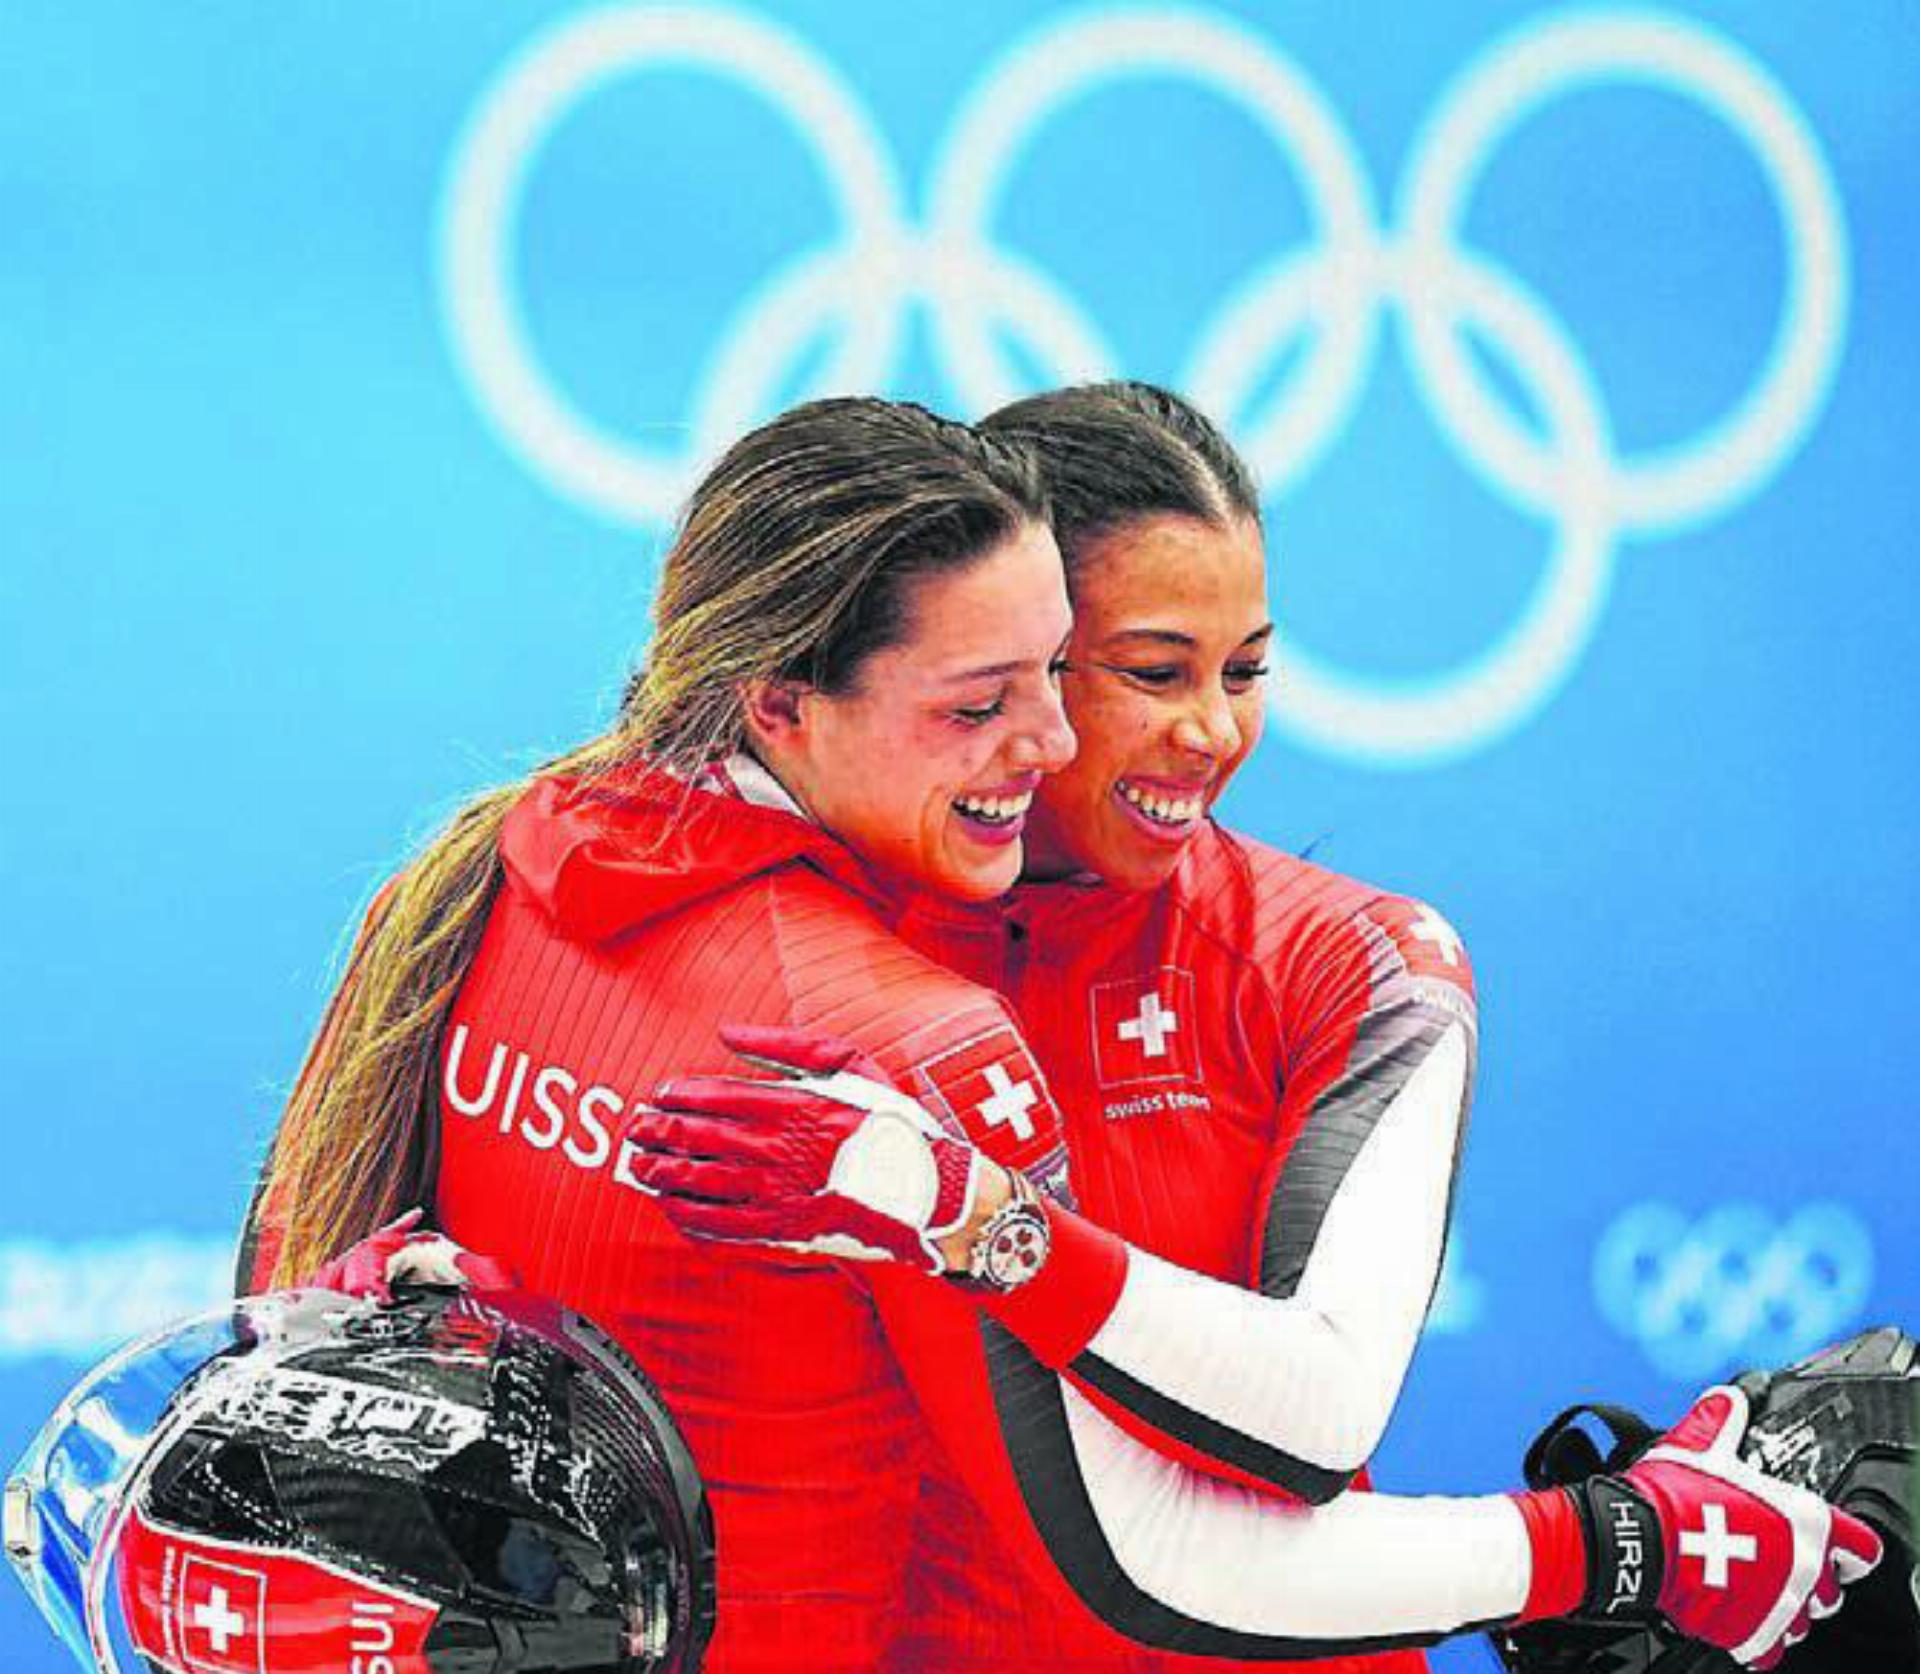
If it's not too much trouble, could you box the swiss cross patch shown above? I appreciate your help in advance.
[117,1508,439,1674]
[1091,968,1200,1088]
[1366,900,1473,990]
[176,1556,266,1673]
[908,1024,1061,1175]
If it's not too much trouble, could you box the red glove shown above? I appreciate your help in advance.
[305,1209,518,1304]
[626,1025,989,1274]
[1521,1385,1882,1668]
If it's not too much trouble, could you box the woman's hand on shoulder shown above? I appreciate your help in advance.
[626,1025,1009,1276]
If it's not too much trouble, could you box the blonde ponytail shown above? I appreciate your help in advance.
[263,735,630,1286]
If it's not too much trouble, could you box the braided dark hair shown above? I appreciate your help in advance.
[980,381,1257,577]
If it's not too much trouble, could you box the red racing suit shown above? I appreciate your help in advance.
[429,768,1085,1673]
[244,771,1533,1672]
[881,825,1478,1672]
[242,766,1068,1672]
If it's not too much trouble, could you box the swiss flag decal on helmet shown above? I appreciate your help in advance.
[118,1509,439,1674]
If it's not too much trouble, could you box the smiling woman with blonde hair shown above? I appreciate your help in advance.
[244,395,1085,1672]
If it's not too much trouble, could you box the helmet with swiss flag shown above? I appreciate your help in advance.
[4,1286,714,1674]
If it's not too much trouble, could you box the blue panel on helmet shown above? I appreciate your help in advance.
[6,1307,246,1672]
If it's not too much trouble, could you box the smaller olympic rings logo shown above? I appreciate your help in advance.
[1594,1202,1874,1382]
[436,4,1849,765]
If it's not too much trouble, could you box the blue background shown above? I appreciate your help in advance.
[3,4,1914,1670]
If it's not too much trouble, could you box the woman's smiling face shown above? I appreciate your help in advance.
[757,518,1078,901]
[1023,512,1271,890]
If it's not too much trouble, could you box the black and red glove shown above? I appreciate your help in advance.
[306,1208,518,1304]
[1519,1385,1882,1668]
[625,1025,989,1274]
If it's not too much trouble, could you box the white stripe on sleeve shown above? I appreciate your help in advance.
[1064,1380,1533,1639]
[1080,1023,1470,1475]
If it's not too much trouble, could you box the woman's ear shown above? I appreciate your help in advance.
[739,678,809,753]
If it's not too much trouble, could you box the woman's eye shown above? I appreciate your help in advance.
[1106,665,1179,688]
[952,698,1007,726]
[1225,662,1271,689]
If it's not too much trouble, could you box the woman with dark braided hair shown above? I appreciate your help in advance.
[886,380,1475,1674]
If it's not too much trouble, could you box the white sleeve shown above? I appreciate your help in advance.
[997,898,1476,1501]
[1063,1382,1532,1646]
[1072,1021,1470,1497]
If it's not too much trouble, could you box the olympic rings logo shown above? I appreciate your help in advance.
[1594,1202,1874,1382]
[436,5,1849,765]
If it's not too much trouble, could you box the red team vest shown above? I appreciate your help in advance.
[433,769,1084,1672]
[884,827,1473,1674]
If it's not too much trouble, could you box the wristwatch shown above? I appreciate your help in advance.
[965,1168,1052,1293]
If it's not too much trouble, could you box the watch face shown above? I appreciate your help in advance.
[982,1207,1050,1290]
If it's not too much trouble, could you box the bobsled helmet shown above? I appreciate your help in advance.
[1493,1326,1919,1674]
[5,1285,715,1674]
